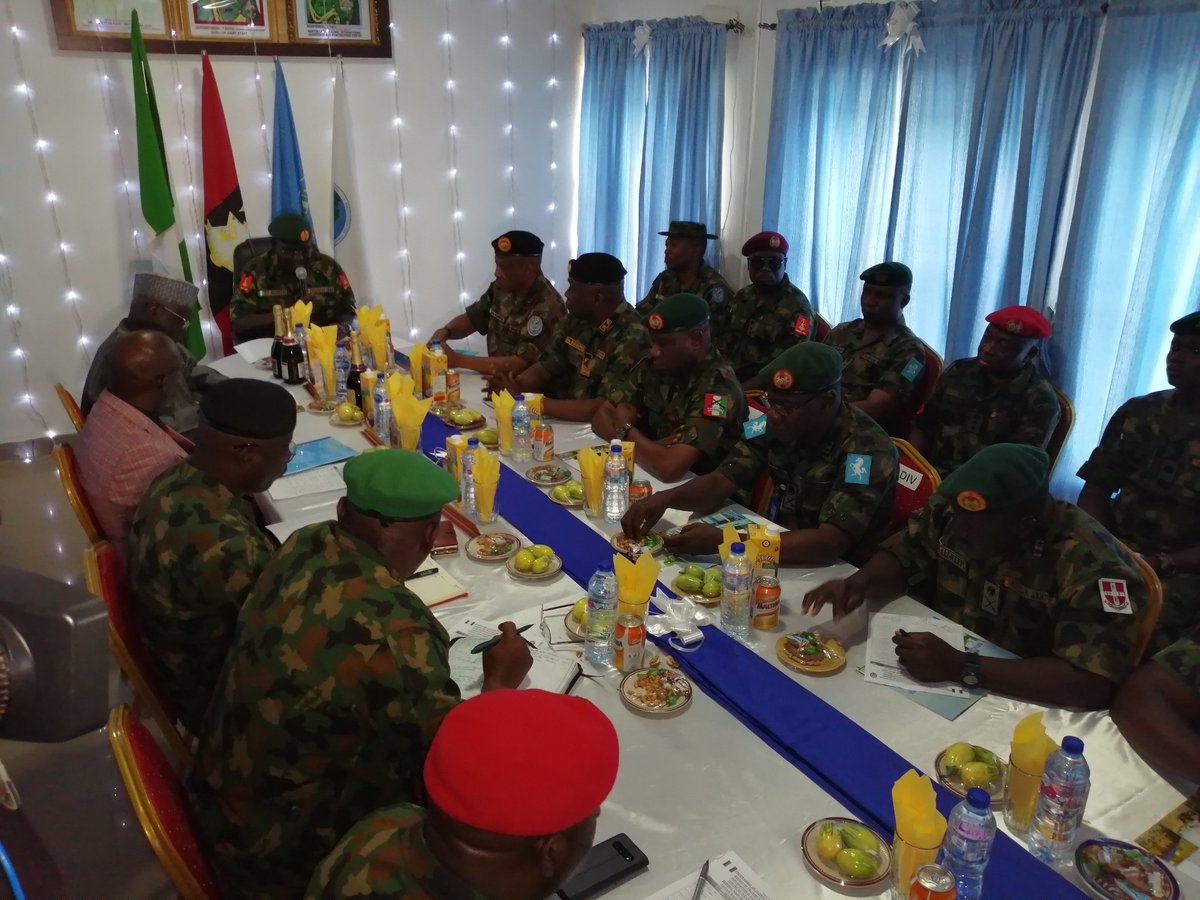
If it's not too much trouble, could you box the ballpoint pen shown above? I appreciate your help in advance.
[470,623,533,654]
[409,567,439,579]
[689,859,709,900]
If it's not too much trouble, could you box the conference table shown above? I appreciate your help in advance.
[212,350,1197,899]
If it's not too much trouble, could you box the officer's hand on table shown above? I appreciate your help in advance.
[892,631,964,683]
[801,579,865,621]
[621,496,666,540]
[655,427,684,448]
[428,328,449,347]
[663,523,721,556]
[481,622,534,691]
[591,402,624,441]
[483,371,521,399]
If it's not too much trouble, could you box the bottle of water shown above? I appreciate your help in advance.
[333,340,351,403]
[461,438,479,518]
[511,394,532,461]
[937,788,996,899]
[720,542,752,641]
[1029,736,1091,865]
[603,442,628,524]
[584,564,618,667]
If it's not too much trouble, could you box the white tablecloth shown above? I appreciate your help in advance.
[213,353,1196,898]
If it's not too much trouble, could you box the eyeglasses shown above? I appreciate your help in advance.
[747,257,784,271]
[155,303,189,326]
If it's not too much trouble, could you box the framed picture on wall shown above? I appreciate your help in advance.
[50,0,390,57]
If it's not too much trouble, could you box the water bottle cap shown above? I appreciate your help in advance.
[731,542,745,554]
[1062,736,1084,755]
[611,442,622,452]
[966,788,991,810]
[467,437,479,447]
[515,394,525,401]
[596,563,612,574]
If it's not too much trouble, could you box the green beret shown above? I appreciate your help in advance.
[657,220,718,240]
[343,449,460,521]
[647,293,708,334]
[760,343,842,394]
[937,443,1049,513]
[492,230,544,257]
[269,212,313,246]
[200,379,297,438]
[1170,311,1200,336]
[568,253,627,285]
[860,261,913,289]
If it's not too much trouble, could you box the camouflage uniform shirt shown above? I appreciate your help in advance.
[637,265,733,318]
[188,522,461,900]
[537,303,651,400]
[1153,626,1200,698]
[305,804,487,900]
[711,276,816,380]
[825,319,927,409]
[719,405,898,563]
[606,351,748,476]
[1076,390,1200,643]
[232,250,356,326]
[882,495,1146,682]
[915,359,1061,477]
[126,459,275,734]
[463,273,565,362]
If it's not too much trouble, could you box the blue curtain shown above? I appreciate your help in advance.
[635,17,727,299]
[887,0,1103,359]
[763,5,901,325]
[1052,0,1200,492]
[578,23,647,264]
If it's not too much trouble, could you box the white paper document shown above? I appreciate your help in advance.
[233,337,275,363]
[267,463,346,501]
[864,612,969,697]
[448,618,580,698]
[643,851,773,900]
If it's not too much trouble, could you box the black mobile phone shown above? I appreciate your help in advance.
[556,833,649,900]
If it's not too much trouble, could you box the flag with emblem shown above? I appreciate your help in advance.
[332,63,369,293]
[703,393,728,418]
[271,59,315,241]
[129,10,205,359]
[201,53,249,357]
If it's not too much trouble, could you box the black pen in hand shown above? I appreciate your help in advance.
[470,623,533,654]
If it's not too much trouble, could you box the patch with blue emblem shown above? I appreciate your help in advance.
[527,315,543,337]
[743,416,767,439]
[901,357,924,382]
[844,453,872,484]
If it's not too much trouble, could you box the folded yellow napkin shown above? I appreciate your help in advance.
[492,390,515,453]
[614,551,660,607]
[357,305,388,371]
[1011,712,1059,775]
[717,525,743,563]
[393,390,432,428]
[385,372,415,408]
[306,324,338,398]
[892,769,947,848]
[291,300,313,330]
[409,343,428,397]
[473,446,501,520]
[578,446,604,512]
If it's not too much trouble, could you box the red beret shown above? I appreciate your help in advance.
[424,689,619,836]
[985,306,1052,339]
[741,231,788,256]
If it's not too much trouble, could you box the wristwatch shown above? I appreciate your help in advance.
[615,423,632,440]
[961,651,983,689]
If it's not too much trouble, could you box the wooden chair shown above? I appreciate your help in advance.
[892,340,944,440]
[108,705,219,899]
[85,542,193,767]
[1045,385,1075,475]
[815,313,833,343]
[1122,544,1164,667]
[54,442,105,544]
[55,382,85,431]
[891,438,941,535]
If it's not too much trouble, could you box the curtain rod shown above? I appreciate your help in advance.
[581,19,747,35]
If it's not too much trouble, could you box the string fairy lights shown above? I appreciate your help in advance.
[0,232,51,437]
[500,0,517,221]
[440,1,470,315]
[386,25,417,338]
[546,7,562,281]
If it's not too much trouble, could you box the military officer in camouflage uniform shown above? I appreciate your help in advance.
[911,305,1060,477]
[305,690,618,900]
[712,231,815,382]
[429,230,565,378]
[805,444,1147,709]
[189,450,531,900]
[231,212,356,341]
[636,220,733,318]
[1112,624,1200,783]
[1078,311,1200,648]
[488,253,650,422]
[825,262,928,433]
[126,379,295,734]
[593,293,746,481]
[623,343,897,564]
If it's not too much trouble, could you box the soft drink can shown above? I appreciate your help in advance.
[525,392,544,426]
[613,614,645,673]
[751,576,781,629]
[446,368,461,403]
[629,479,652,502]
[909,864,956,900]
[532,424,555,461]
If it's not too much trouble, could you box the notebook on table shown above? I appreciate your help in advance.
[448,620,581,698]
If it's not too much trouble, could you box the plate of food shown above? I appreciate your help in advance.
[548,479,586,507]
[619,667,692,716]
[565,598,588,641]
[1075,839,1180,900]
[442,407,487,431]
[524,464,572,487]
[671,563,723,606]
[557,444,611,462]
[506,545,562,580]
[801,817,892,888]
[775,632,846,675]
[328,408,365,428]
[611,531,665,559]
[935,743,1007,803]
[466,532,520,563]
[306,398,338,414]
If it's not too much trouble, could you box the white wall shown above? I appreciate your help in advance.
[0,1,585,443]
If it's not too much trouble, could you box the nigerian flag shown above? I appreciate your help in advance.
[130,9,205,359]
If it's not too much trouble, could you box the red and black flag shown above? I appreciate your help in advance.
[201,53,250,357]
